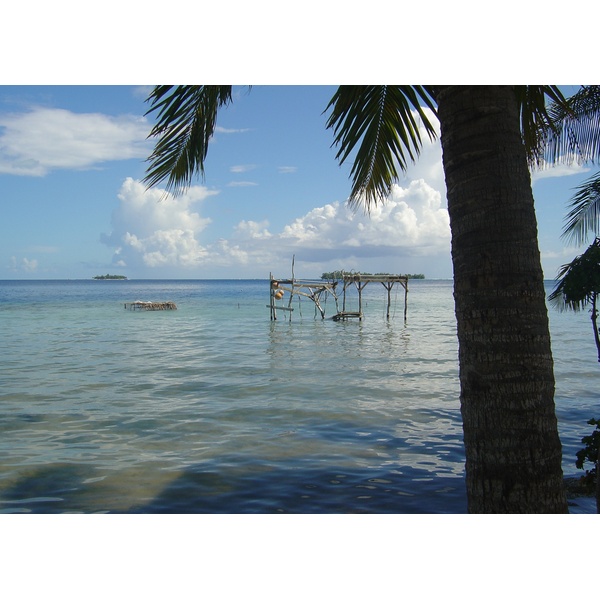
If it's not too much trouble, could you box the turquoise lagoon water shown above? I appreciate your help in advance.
[0,278,597,513]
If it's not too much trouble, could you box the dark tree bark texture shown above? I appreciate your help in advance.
[435,86,568,512]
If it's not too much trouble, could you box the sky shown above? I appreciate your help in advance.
[0,84,594,280]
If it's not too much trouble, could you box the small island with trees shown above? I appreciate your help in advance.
[93,274,128,280]
[321,271,424,280]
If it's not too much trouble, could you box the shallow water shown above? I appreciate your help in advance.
[0,279,596,513]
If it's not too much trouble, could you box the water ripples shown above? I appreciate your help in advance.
[1,279,594,513]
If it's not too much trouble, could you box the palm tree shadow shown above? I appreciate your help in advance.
[0,463,95,514]
[129,460,467,514]
[0,461,467,514]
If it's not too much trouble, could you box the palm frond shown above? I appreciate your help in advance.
[547,263,572,312]
[143,85,236,195]
[548,237,600,312]
[544,85,600,165]
[515,85,569,167]
[324,85,438,210]
[562,172,600,245]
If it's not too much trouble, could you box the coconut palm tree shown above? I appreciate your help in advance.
[144,85,570,513]
[544,91,600,361]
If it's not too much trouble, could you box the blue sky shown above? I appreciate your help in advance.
[0,84,594,280]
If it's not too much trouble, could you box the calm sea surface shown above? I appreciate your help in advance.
[0,279,597,513]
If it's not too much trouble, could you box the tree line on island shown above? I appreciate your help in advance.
[93,274,127,280]
[320,271,424,280]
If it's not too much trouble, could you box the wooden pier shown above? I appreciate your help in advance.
[268,262,408,321]
[124,301,177,311]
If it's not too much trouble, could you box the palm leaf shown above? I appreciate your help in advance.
[324,85,437,210]
[143,85,236,195]
[515,85,569,167]
[562,172,600,245]
[548,237,600,311]
[544,85,600,165]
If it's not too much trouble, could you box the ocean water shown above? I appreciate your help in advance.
[0,278,597,514]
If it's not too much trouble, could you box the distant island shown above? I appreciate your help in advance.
[321,271,425,280]
[93,274,128,280]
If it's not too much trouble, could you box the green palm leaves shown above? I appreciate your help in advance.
[548,237,600,364]
[544,85,600,166]
[323,85,568,210]
[324,86,438,209]
[546,87,600,367]
[515,85,567,167]
[144,85,235,195]
[143,84,441,211]
[545,86,600,245]
[563,173,600,245]
[549,237,600,312]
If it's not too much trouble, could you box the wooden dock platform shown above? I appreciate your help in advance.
[124,301,177,311]
[332,311,362,321]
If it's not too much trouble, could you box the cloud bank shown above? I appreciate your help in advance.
[102,176,450,277]
[98,106,451,277]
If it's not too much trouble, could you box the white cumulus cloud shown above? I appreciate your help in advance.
[272,179,450,260]
[102,178,216,270]
[230,164,257,173]
[227,181,258,187]
[0,107,151,176]
[531,158,590,182]
[8,256,38,272]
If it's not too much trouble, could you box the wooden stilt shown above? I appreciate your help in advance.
[384,282,392,319]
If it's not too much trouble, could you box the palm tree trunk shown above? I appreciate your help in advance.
[434,86,568,512]
[591,292,600,362]
[590,293,600,512]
